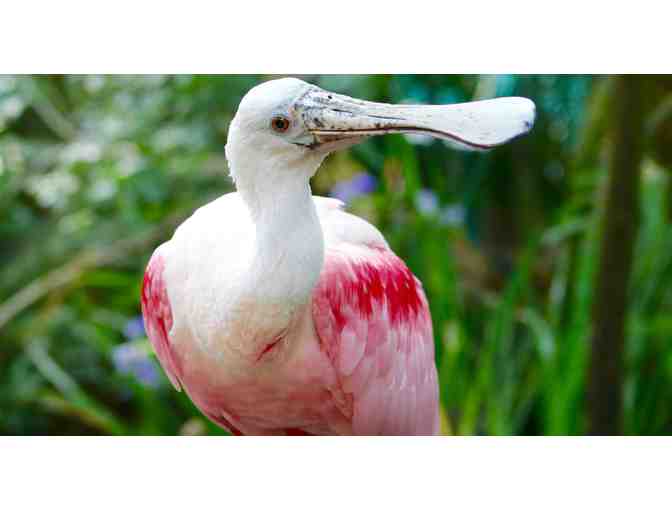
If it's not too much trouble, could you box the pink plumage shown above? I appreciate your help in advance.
[313,245,439,434]
[138,77,534,435]
[142,237,439,435]
[141,250,181,391]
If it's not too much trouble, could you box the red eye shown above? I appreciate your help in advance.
[271,116,290,133]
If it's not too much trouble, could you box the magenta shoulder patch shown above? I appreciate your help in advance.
[141,249,183,391]
[312,244,440,435]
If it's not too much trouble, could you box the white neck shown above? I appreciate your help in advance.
[226,138,327,309]
[245,178,325,305]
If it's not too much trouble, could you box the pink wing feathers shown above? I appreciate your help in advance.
[141,246,183,391]
[141,225,440,435]
[312,244,440,435]
[141,246,247,435]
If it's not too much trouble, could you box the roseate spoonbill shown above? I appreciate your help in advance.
[141,78,535,435]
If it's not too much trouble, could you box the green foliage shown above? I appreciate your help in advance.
[1,75,671,435]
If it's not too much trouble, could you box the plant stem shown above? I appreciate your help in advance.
[587,76,646,435]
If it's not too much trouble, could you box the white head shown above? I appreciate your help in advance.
[225,77,536,203]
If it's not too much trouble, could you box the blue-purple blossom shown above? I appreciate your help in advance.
[124,316,146,340]
[112,341,160,388]
[415,189,440,216]
[440,204,466,226]
[330,172,377,204]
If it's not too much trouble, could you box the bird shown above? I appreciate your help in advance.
[141,77,535,435]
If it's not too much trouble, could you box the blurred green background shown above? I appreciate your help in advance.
[1,75,671,435]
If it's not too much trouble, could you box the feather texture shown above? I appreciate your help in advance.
[140,193,440,435]
[313,244,439,435]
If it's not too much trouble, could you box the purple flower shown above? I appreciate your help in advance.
[112,341,160,388]
[415,189,439,216]
[124,316,146,340]
[330,172,377,204]
[440,204,465,226]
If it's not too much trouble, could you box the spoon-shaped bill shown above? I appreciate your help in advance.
[298,89,536,151]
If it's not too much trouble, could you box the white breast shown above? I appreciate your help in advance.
[162,194,255,358]
[161,192,387,370]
